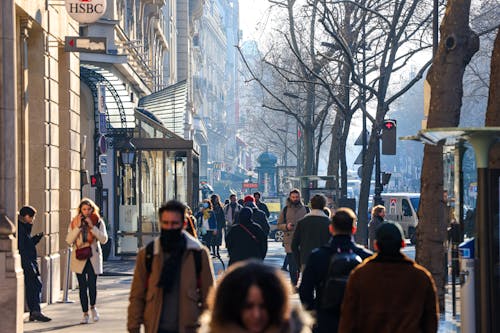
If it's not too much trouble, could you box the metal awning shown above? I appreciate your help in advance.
[80,64,135,132]
[400,127,500,146]
[138,80,187,137]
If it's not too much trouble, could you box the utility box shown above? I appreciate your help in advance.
[459,238,475,333]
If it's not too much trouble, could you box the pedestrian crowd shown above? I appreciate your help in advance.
[17,190,439,333]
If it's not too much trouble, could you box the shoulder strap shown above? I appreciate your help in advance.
[283,206,287,222]
[239,224,259,243]
[305,206,310,214]
[193,250,203,309]
[145,241,155,274]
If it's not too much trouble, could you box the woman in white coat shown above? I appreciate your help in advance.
[66,198,108,324]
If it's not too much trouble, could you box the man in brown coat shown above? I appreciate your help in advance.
[128,200,215,333]
[277,188,309,287]
[338,222,439,333]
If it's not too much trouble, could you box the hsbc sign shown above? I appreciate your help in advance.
[65,0,106,24]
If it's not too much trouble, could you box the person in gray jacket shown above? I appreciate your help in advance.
[277,189,309,287]
[292,194,331,271]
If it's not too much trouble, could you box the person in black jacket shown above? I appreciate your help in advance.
[210,194,226,256]
[243,195,270,236]
[254,192,270,218]
[226,207,267,266]
[368,205,385,250]
[17,206,52,322]
[299,208,371,333]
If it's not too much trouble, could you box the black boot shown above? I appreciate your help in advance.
[29,312,52,322]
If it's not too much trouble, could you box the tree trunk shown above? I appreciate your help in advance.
[327,111,343,203]
[486,30,500,168]
[417,0,479,311]
[340,115,353,198]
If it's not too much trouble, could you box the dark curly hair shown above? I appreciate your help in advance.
[208,260,290,330]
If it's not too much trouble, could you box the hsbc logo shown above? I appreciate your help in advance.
[65,0,106,24]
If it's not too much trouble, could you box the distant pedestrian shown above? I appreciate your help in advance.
[338,222,438,333]
[243,195,270,236]
[196,199,218,255]
[226,208,267,266]
[238,198,244,206]
[66,198,108,324]
[292,194,331,271]
[367,205,385,250]
[198,260,313,333]
[210,194,226,257]
[277,189,309,288]
[253,192,270,218]
[223,194,242,233]
[17,205,52,322]
[185,206,198,238]
[299,208,371,333]
[128,200,215,333]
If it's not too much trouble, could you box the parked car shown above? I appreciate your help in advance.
[381,193,420,244]
[268,217,284,242]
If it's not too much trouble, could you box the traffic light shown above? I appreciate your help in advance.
[382,119,397,155]
[90,174,103,188]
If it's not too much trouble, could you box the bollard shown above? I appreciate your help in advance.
[459,238,475,332]
[57,247,74,303]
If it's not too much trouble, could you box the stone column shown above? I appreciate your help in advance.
[0,1,23,330]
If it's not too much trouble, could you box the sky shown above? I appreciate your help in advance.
[238,0,272,41]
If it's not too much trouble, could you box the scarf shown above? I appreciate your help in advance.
[203,208,212,220]
[158,235,187,292]
[70,213,100,247]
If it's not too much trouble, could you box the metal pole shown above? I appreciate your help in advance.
[374,136,383,205]
[362,5,367,165]
[57,247,74,303]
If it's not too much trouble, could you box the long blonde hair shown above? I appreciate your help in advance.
[75,197,101,219]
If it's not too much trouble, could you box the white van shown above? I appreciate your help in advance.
[380,193,420,244]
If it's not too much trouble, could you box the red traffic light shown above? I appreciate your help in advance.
[383,119,396,130]
[90,174,102,188]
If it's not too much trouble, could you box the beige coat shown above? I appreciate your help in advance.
[66,219,108,275]
[277,202,309,253]
[127,231,215,333]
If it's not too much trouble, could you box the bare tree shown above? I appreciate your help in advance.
[417,0,479,311]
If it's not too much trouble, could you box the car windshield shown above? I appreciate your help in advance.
[410,197,420,212]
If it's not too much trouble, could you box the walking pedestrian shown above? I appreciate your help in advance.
[223,194,242,233]
[210,194,226,257]
[367,205,385,250]
[198,260,312,333]
[299,208,372,333]
[128,200,215,333]
[17,205,52,322]
[277,189,309,288]
[253,192,270,218]
[291,194,331,271]
[185,206,198,239]
[195,199,218,255]
[226,207,267,266]
[338,222,438,333]
[66,198,108,324]
[243,195,270,236]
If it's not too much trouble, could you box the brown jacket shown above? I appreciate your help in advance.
[128,231,215,333]
[277,201,309,253]
[338,253,439,333]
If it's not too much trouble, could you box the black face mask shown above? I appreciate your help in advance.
[160,228,184,252]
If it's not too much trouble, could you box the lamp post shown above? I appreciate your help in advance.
[120,141,136,166]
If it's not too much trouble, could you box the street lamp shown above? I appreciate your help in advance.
[120,141,136,166]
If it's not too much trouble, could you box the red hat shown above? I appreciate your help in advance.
[243,195,255,203]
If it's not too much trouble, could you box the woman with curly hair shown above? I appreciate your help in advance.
[66,198,108,324]
[199,260,312,333]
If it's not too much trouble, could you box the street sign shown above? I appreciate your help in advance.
[242,182,259,189]
[99,164,108,175]
[354,130,369,146]
[64,36,107,54]
[98,135,107,154]
[65,0,106,24]
[354,151,363,165]
[99,113,107,134]
[98,84,106,114]
[98,154,107,165]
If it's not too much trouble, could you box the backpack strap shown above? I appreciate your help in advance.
[239,224,259,243]
[144,241,155,291]
[305,206,310,214]
[283,206,287,223]
[193,250,203,309]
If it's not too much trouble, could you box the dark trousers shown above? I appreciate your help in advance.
[76,260,97,313]
[286,253,299,286]
[24,263,42,313]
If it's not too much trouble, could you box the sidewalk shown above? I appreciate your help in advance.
[24,242,462,332]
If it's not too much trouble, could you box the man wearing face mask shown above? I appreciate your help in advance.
[128,200,215,333]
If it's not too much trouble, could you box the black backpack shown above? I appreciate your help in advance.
[319,245,362,310]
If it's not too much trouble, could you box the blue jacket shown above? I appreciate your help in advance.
[299,235,372,333]
[196,210,217,231]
